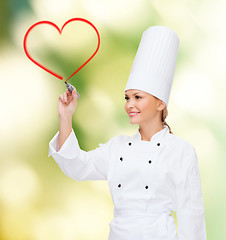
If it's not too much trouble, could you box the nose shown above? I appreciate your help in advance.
[126,98,136,109]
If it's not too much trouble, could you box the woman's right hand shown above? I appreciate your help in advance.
[58,85,78,119]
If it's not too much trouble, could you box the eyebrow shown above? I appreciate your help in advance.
[125,92,142,96]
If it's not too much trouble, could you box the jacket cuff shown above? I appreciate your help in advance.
[48,129,80,160]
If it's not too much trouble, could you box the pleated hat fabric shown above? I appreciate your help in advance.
[124,26,180,106]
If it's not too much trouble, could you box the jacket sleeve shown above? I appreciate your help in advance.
[48,129,114,181]
[175,144,207,240]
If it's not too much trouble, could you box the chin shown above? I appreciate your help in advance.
[129,118,141,125]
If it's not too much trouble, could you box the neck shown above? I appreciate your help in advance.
[139,122,164,141]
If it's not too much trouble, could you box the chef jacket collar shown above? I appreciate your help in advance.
[133,125,169,147]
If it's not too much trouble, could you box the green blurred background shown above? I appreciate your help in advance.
[0,0,225,239]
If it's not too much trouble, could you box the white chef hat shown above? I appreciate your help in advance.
[124,26,180,107]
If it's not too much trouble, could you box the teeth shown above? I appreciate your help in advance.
[129,112,139,116]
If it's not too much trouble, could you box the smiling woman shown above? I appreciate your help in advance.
[48,26,206,240]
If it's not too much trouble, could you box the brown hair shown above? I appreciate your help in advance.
[161,107,173,134]
[153,95,173,134]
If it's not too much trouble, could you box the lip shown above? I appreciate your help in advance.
[129,112,140,117]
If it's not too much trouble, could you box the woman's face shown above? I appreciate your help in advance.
[124,89,165,125]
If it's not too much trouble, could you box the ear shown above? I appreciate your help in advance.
[157,100,166,111]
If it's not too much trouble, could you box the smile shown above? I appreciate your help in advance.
[129,112,140,117]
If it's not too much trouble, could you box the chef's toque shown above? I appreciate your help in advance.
[124,26,180,107]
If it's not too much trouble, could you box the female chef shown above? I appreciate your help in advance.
[49,26,207,239]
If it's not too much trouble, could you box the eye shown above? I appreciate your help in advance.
[125,96,129,101]
[135,95,141,99]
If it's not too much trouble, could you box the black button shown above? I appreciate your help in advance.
[118,184,121,188]
[157,143,160,146]
[145,185,149,189]
[120,157,123,161]
[128,142,132,146]
[148,160,152,164]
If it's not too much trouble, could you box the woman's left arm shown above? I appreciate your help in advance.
[176,144,207,240]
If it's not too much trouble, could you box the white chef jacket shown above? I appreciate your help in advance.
[48,125,207,240]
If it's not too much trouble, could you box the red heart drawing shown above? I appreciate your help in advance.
[23,18,100,81]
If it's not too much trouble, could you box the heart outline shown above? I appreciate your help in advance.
[23,18,100,81]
